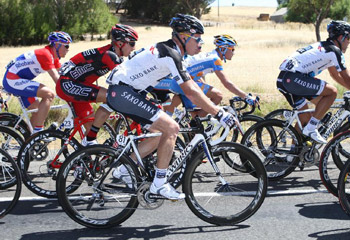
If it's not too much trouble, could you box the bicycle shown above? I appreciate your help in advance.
[337,158,350,216]
[241,91,350,181]
[17,109,116,198]
[0,148,22,219]
[0,125,24,160]
[56,115,268,228]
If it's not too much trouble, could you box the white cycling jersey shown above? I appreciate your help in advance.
[106,39,191,90]
[279,40,346,77]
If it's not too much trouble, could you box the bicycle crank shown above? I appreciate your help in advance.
[137,182,164,209]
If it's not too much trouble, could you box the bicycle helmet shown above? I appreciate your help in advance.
[169,13,204,34]
[214,35,237,48]
[327,20,350,39]
[111,24,138,42]
[48,31,72,44]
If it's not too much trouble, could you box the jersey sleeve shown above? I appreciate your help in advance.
[213,57,224,71]
[34,48,56,71]
[102,51,123,70]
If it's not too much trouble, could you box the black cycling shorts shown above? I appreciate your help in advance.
[276,71,326,109]
[107,85,161,125]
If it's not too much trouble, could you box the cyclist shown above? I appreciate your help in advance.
[0,87,9,112]
[160,34,258,117]
[277,20,350,144]
[2,31,72,133]
[104,13,236,200]
[55,24,138,146]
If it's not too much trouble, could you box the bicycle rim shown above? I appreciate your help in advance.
[338,159,350,216]
[183,142,267,225]
[0,149,22,218]
[57,146,139,228]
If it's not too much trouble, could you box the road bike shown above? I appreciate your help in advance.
[337,158,350,217]
[241,91,350,181]
[56,116,268,228]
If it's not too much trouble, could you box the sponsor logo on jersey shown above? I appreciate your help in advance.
[62,81,92,97]
[14,79,30,86]
[121,91,156,114]
[96,68,109,76]
[15,60,35,69]
[129,65,158,81]
[70,64,94,79]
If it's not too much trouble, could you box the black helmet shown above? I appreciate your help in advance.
[327,20,350,39]
[169,13,204,34]
[111,24,138,42]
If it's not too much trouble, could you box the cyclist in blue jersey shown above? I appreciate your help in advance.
[156,35,258,117]
[277,20,350,144]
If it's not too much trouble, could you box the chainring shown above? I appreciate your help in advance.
[137,182,164,209]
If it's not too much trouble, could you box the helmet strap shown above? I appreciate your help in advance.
[53,43,62,59]
[174,32,188,57]
[219,47,228,63]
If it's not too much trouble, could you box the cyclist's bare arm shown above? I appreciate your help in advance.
[180,80,219,115]
[47,68,60,83]
[328,66,350,89]
[215,69,247,99]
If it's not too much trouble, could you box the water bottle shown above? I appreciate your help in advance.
[318,112,332,134]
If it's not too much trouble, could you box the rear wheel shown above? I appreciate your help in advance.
[337,159,350,216]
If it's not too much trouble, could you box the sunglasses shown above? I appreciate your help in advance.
[64,45,70,49]
[128,42,136,47]
[181,33,204,44]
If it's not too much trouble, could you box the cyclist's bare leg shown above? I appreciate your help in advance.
[166,95,182,115]
[191,87,221,117]
[310,84,337,119]
[95,87,107,103]
[29,84,55,127]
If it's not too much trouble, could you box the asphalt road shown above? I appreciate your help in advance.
[1,165,350,240]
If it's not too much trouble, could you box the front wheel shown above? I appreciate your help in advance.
[57,145,139,228]
[183,142,267,225]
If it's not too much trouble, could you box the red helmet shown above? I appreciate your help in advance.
[111,24,138,42]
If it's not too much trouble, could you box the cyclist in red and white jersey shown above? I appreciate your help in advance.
[277,20,350,144]
[55,24,138,144]
[2,31,72,133]
[102,14,236,200]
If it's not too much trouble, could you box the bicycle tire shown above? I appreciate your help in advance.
[241,119,303,180]
[0,125,24,161]
[265,108,292,121]
[0,113,31,139]
[182,142,267,225]
[0,148,22,218]
[17,129,81,198]
[57,145,139,228]
[319,130,350,197]
[337,158,350,216]
[231,114,263,143]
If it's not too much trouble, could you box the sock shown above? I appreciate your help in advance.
[166,111,173,117]
[86,125,100,141]
[306,117,319,131]
[33,125,44,133]
[153,168,167,187]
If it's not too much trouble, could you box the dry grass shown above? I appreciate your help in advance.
[0,6,346,115]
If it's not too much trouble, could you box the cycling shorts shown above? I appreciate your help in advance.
[3,70,38,108]
[276,71,326,109]
[56,77,101,118]
[107,84,161,126]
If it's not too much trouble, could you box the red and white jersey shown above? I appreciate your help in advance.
[6,46,60,80]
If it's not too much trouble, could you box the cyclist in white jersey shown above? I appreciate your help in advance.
[165,34,257,117]
[277,20,350,144]
[98,14,236,200]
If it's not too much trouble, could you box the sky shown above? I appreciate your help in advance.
[209,0,278,7]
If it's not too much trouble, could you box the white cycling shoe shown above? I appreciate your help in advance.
[150,182,185,200]
[81,137,98,147]
[302,128,327,144]
[112,166,133,188]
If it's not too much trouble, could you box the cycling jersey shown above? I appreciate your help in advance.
[56,44,122,117]
[279,40,346,76]
[2,45,60,107]
[185,50,224,81]
[107,39,191,89]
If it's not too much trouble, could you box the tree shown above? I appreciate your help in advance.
[287,0,338,41]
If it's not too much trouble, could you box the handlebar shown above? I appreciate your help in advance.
[229,95,260,115]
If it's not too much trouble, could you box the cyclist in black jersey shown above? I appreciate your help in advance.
[86,14,236,200]
[277,20,350,144]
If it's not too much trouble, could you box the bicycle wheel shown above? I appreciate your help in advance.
[182,142,267,225]
[17,129,81,198]
[0,148,22,218]
[241,119,303,180]
[57,145,139,228]
[337,159,350,216]
[0,125,24,160]
[319,130,350,197]
[231,114,263,143]
[0,113,31,139]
